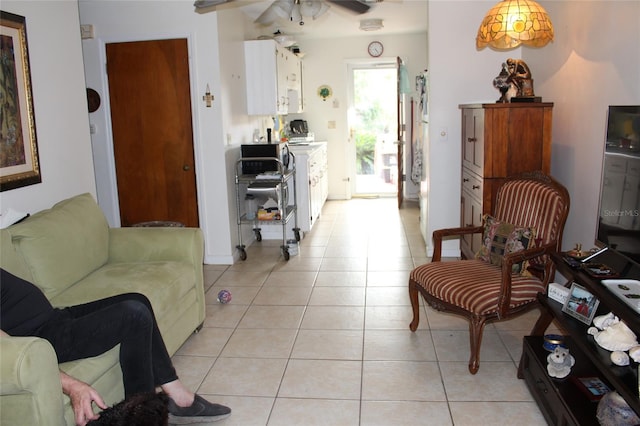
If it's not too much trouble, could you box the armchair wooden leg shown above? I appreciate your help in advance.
[468,317,486,375]
[409,280,420,332]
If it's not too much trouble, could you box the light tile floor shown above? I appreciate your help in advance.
[172,198,550,425]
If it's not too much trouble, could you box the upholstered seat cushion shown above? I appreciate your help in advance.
[410,259,546,315]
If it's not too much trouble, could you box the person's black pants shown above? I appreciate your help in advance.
[36,293,177,397]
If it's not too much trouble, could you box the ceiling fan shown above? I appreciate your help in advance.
[194,0,380,23]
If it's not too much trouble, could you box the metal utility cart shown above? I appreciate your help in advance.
[235,155,300,261]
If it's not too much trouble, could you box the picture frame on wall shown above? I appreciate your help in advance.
[562,282,600,325]
[0,11,41,191]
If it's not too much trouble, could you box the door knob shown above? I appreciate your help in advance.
[183,165,191,171]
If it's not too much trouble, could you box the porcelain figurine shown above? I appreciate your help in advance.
[593,312,619,330]
[610,350,630,366]
[588,318,638,352]
[628,345,640,362]
[546,346,575,379]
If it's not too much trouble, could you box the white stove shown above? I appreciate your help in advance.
[287,133,315,145]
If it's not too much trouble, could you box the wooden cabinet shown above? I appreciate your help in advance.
[244,40,303,115]
[520,251,640,424]
[459,102,553,258]
[521,336,601,425]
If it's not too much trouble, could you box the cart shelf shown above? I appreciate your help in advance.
[234,155,300,261]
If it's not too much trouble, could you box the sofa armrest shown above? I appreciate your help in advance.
[108,227,204,264]
[0,336,65,425]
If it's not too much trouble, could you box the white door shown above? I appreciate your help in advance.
[347,61,398,197]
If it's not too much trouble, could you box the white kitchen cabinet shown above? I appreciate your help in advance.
[289,142,328,232]
[244,39,303,115]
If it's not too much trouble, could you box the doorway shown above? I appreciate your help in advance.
[348,63,398,197]
[105,38,199,227]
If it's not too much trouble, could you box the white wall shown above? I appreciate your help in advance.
[293,33,428,201]
[426,0,640,257]
[6,1,636,264]
[78,0,426,263]
[0,1,96,216]
[427,0,520,256]
[78,1,265,264]
[526,1,640,254]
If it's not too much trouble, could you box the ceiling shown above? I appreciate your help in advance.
[213,0,428,40]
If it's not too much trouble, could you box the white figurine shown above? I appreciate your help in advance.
[610,351,630,366]
[593,312,619,330]
[629,346,640,363]
[588,320,638,352]
[547,346,575,378]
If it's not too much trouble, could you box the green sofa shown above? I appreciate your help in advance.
[0,193,205,425]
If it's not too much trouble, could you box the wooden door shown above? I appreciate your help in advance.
[106,39,199,227]
[396,56,405,208]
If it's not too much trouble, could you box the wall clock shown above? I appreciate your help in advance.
[367,41,383,57]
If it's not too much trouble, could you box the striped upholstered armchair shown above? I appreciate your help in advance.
[409,171,570,374]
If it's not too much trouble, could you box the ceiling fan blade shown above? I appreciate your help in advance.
[194,0,234,9]
[326,0,371,14]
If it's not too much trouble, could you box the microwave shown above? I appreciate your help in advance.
[241,143,290,175]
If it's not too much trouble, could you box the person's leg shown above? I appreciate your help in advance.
[37,293,177,396]
[38,293,231,420]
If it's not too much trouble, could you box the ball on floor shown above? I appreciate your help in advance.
[217,289,232,304]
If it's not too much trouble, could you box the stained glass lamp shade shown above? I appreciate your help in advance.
[476,0,554,50]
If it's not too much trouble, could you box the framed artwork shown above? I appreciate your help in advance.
[0,11,41,191]
[562,282,600,325]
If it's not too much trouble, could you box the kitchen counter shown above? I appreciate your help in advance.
[289,141,327,154]
[289,142,328,233]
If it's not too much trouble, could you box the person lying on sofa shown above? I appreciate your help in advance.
[0,268,231,426]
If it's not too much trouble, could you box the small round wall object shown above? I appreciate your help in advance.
[543,334,566,352]
[217,289,232,304]
[367,40,383,57]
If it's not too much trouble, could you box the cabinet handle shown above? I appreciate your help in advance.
[467,137,477,143]
[535,379,548,394]
[472,185,480,190]
[463,178,469,182]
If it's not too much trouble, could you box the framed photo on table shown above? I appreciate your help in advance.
[0,11,41,191]
[562,282,600,325]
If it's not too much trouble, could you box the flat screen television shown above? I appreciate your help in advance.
[595,105,640,263]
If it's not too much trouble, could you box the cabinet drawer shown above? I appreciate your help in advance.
[521,338,579,426]
[628,157,640,177]
[462,169,483,201]
[605,155,628,174]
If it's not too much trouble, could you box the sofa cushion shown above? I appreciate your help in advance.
[410,259,545,315]
[7,194,110,299]
[49,261,196,334]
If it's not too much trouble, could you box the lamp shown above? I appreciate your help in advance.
[300,0,329,19]
[290,2,302,23]
[256,0,329,25]
[476,0,554,50]
[255,0,294,25]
